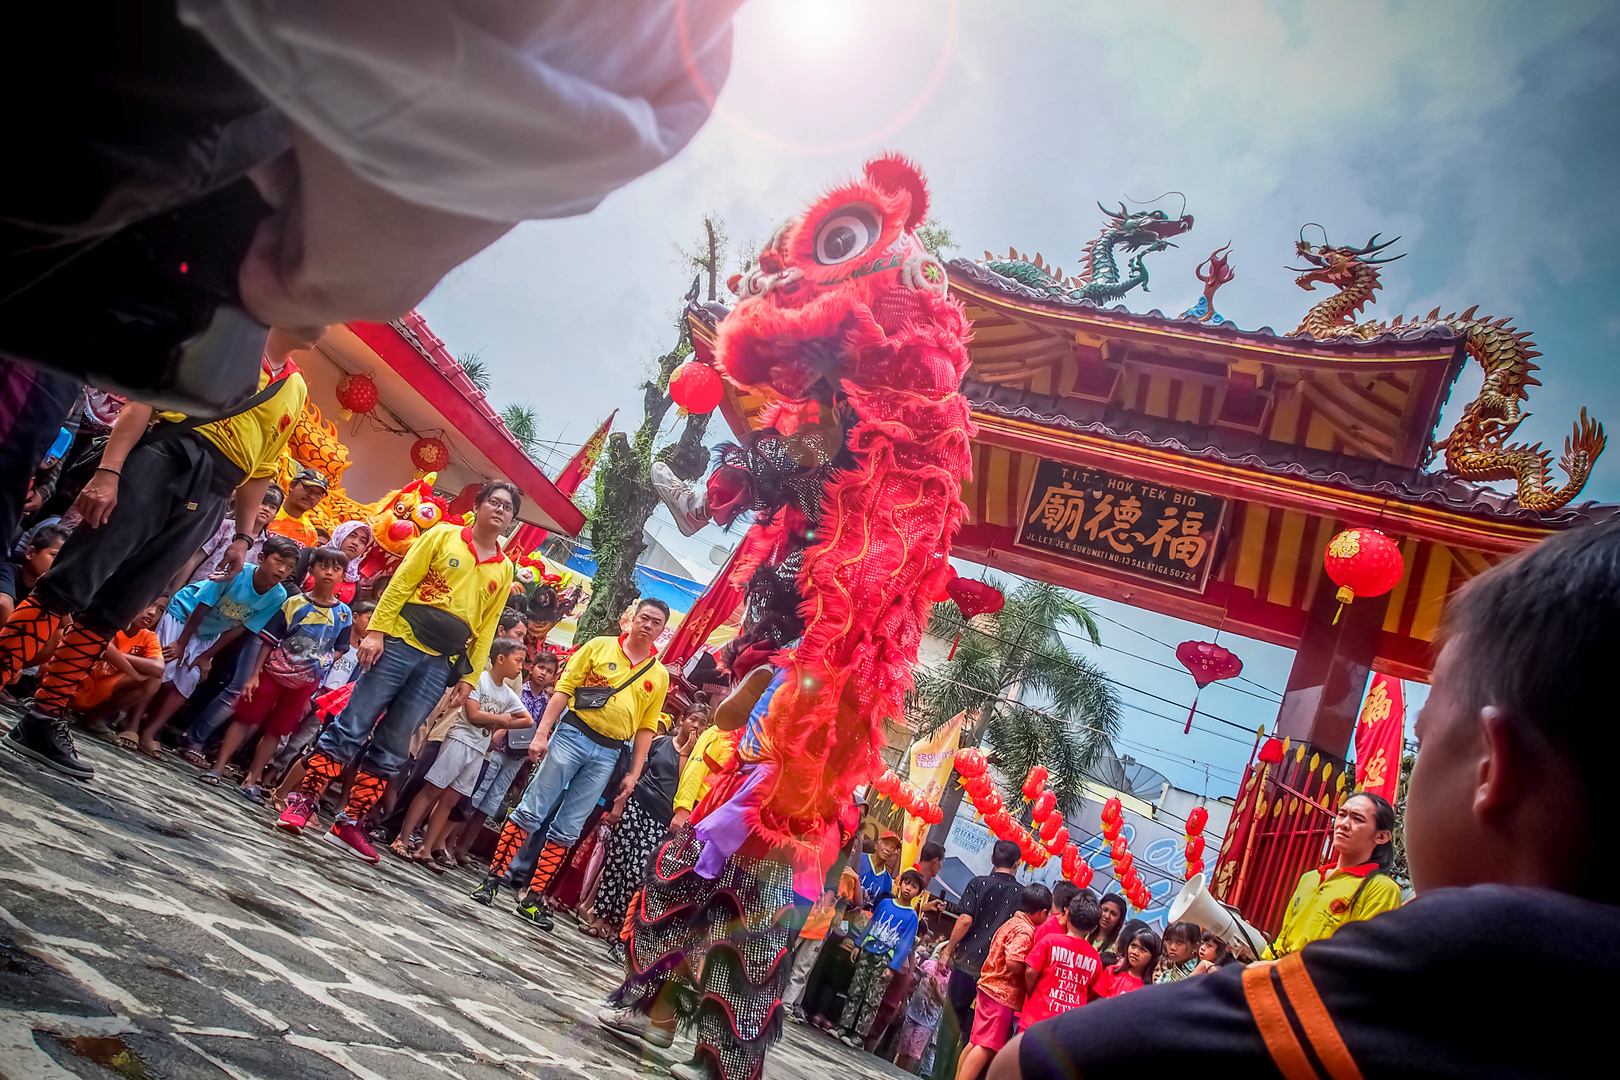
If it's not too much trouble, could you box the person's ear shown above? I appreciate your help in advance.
[1475,706,1527,824]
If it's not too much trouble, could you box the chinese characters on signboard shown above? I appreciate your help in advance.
[1016,460,1228,592]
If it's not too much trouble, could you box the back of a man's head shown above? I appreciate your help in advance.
[991,839,1022,870]
[1408,520,1620,902]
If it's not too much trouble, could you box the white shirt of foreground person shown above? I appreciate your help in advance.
[177,0,743,223]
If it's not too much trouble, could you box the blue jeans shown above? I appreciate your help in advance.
[509,721,621,847]
[183,639,261,751]
[470,747,525,817]
[316,634,450,779]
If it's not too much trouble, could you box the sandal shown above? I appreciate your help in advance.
[114,731,139,751]
[196,772,221,786]
[388,838,420,861]
[237,785,265,805]
[180,748,209,768]
[138,740,167,761]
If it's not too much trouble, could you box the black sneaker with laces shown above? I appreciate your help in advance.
[469,876,500,906]
[514,896,554,930]
[5,709,93,779]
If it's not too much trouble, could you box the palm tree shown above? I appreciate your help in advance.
[459,351,492,394]
[500,403,540,457]
[914,577,1122,836]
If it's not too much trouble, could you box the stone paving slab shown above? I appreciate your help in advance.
[0,729,909,1080]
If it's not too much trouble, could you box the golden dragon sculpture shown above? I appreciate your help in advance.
[1290,227,1604,513]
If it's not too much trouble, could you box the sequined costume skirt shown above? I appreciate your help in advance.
[608,824,797,1080]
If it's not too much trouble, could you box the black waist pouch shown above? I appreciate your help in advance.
[400,603,474,683]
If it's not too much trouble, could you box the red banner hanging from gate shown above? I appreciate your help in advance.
[1354,674,1405,802]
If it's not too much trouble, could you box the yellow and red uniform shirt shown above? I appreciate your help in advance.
[370,525,512,685]
[1263,860,1404,958]
[159,358,308,480]
[553,633,669,743]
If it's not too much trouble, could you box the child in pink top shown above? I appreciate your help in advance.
[1093,926,1161,998]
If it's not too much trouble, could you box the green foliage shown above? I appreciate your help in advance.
[917,217,957,258]
[1390,752,1414,885]
[914,577,1120,815]
[459,351,492,394]
[499,403,539,456]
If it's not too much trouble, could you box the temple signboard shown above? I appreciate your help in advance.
[1016,459,1228,592]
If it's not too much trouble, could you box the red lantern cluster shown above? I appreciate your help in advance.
[410,436,450,474]
[1183,805,1209,881]
[1323,528,1404,620]
[668,360,724,414]
[873,770,942,824]
[335,372,379,420]
[1019,765,1093,888]
[1101,798,1150,909]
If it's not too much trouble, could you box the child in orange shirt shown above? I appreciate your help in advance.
[956,883,1050,1080]
[76,600,165,735]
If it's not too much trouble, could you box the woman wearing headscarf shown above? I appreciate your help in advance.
[328,520,374,604]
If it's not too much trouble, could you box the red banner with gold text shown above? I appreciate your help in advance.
[1354,674,1404,802]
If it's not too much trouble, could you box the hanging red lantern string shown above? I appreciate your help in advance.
[1183,803,1210,880]
[1323,527,1405,624]
[1174,640,1244,734]
[1021,765,1050,801]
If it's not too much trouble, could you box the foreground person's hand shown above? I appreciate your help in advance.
[239,129,512,335]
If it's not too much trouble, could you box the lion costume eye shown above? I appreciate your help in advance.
[812,203,881,265]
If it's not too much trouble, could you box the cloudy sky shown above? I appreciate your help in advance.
[420,0,1618,795]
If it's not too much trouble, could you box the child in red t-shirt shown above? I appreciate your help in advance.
[1023,893,1103,1025]
[1093,926,1161,998]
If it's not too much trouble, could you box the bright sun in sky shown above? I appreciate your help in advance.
[774,0,864,52]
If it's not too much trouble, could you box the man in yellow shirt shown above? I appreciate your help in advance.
[2,328,312,781]
[471,597,670,927]
[278,481,516,863]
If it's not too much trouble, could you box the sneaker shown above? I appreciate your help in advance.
[840,1032,863,1049]
[651,462,709,537]
[788,1006,807,1025]
[597,1007,675,1049]
[469,876,500,906]
[325,821,380,864]
[514,896,554,930]
[608,940,627,965]
[4,710,93,779]
[277,792,317,834]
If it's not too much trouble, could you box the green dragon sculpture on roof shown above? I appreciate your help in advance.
[983,201,1195,304]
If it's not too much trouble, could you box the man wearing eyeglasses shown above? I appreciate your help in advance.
[277,481,516,863]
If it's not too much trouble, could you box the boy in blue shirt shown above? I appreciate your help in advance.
[839,869,925,1048]
[133,535,298,755]
[199,546,354,801]
[858,830,901,904]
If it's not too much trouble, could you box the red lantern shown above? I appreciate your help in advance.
[1045,826,1070,854]
[924,802,944,825]
[955,748,988,778]
[1031,791,1057,823]
[1323,528,1405,622]
[1186,858,1206,879]
[1185,835,1206,861]
[945,578,1006,658]
[335,372,379,420]
[1074,863,1094,889]
[1021,765,1050,800]
[872,771,897,797]
[1039,814,1062,842]
[1175,640,1244,734]
[1027,847,1049,869]
[1110,837,1127,862]
[1061,844,1080,878]
[974,789,1002,817]
[1102,797,1122,823]
[409,436,450,474]
[1101,817,1121,842]
[964,774,993,800]
[985,810,1012,836]
[894,781,916,807]
[1186,807,1209,836]
[668,360,724,414]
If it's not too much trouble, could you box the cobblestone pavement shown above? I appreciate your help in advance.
[0,727,907,1080]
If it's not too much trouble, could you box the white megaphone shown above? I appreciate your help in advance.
[1168,873,1268,959]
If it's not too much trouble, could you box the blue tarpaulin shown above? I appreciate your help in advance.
[563,548,708,615]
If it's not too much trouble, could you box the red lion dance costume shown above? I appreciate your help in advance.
[605,155,974,1080]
